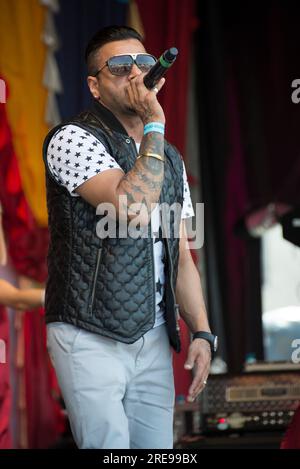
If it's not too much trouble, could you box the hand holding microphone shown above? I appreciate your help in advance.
[143,47,178,90]
[126,47,178,124]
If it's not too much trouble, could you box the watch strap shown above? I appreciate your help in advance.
[192,331,217,354]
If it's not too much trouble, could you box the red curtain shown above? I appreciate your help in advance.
[136,0,197,398]
[0,86,21,449]
[196,2,300,370]
[0,305,12,449]
[281,404,300,449]
[24,310,65,448]
[137,0,196,156]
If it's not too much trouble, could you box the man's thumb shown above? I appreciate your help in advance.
[184,353,195,370]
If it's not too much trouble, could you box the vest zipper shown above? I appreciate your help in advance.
[161,211,181,333]
[89,247,102,314]
[165,238,181,332]
[150,219,156,324]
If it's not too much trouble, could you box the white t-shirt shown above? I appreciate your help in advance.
[47,124,194,327]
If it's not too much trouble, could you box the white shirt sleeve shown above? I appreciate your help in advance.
[182,161,195,219]
[47,124,123,196]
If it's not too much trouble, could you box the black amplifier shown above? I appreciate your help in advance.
[200,369,300,434]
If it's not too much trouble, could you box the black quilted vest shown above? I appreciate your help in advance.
[43,100,183,352]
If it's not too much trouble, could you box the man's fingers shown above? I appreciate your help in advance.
[187,361,210,401]
[125,83,134,104]
[188,372,204,398]
[187,378,206,402]
[128,77,139,103]
[127,75,165,109]
[151,77,165,94]
[132,74,165,94]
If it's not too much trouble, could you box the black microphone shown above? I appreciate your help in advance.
[143,47,178,90]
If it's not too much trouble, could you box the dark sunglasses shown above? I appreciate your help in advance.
[93,53,157,77]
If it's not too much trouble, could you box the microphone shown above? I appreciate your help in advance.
[143,47,178,90]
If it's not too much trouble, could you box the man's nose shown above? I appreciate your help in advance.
[128,63,142,80]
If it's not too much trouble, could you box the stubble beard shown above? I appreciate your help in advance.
[109,90,140,121]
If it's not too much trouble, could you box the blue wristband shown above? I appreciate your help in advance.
[144,122,165,136]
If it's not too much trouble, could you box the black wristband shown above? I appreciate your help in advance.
[192,331,218,355]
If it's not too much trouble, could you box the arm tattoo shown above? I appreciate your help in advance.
[117,131,165,221]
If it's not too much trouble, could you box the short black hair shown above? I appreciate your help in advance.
[85,25,143,76]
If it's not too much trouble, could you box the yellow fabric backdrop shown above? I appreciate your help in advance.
[0,0,48,226]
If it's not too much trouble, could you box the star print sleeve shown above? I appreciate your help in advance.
[182,161,195,219]
[46,124,122,196]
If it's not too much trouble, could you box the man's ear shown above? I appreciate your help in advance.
[87,76,100,100]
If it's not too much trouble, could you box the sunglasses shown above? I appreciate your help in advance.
[94,53,157,77]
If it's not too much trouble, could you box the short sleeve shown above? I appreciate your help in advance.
[47,124,123,196]
[181,161,195,219]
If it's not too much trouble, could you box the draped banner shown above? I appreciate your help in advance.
[0,0,49,226]
[0,83,48,284]
[0,92,27,449]
[0,80,61,448]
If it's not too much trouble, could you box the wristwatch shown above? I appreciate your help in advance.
[192,331,218,356]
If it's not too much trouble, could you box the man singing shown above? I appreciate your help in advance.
[43,25,216,449]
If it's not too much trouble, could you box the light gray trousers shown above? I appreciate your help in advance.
[47,322,175,449]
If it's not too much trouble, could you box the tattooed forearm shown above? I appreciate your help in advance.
[129,183,147,195]
[137,154,163,176]
[138,127,164,157]
[136,172,163,191]
[116,130,165,223]
[123,191,136,205]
